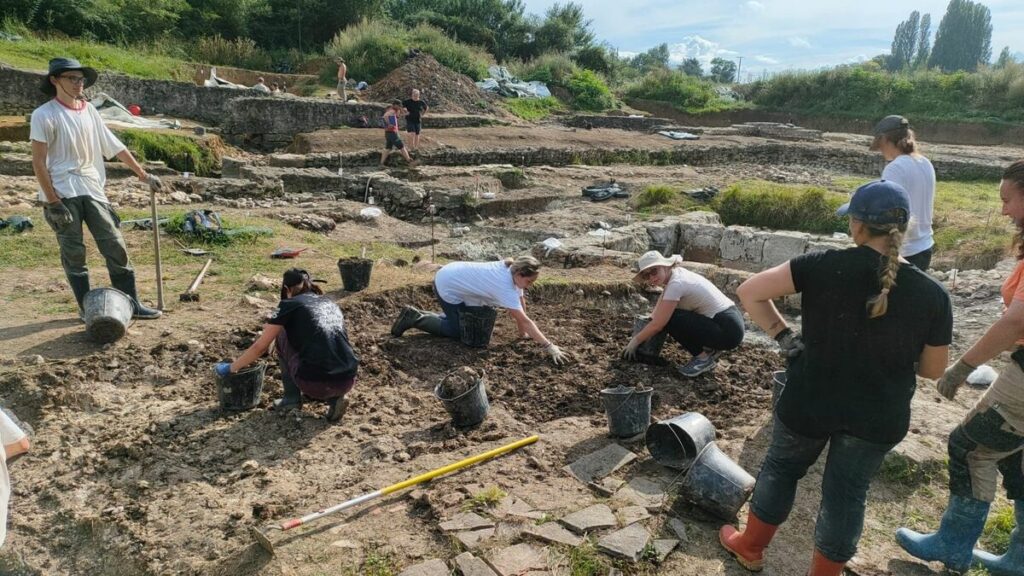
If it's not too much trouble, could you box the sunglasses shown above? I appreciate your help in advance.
[60,75,87,85]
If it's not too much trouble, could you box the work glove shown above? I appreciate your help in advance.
[621,336,641,361]
[45,201,73,228]
[144,173,164,192]
[214,362,233,378]
[774,327,805,359]
[545,343,569,366]
[937,358,975,400]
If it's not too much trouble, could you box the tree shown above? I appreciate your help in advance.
[928,0,992,72]
[889,10,920,71]
[914,13,932,69]
[995,46,1014,68]
[629,43,670,71]
[386,0,533,61]
[709,57,736,83]
[679,57,703,77]
[532,2,593,56]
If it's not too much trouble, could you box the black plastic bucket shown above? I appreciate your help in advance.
[435,370,490,427]
[645,412,717,471]
[772,370,786,408]
[601,385,652,438]
[679,442,756,520]
[633,315,668,362]
[459,306,497,348]
[83,287,134,344]
[338,257,373,292]
[217,362,267,411]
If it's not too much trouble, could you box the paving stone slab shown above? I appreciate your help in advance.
[493,495,545,520]
[616,505,650,526]
[487,543,549,576]
[453,552,499,576]
[597,523,650,562]
[564,443,637,484]
[652,539,679,563]
[397,558,449,576]
[588,477,625,496]
[440,511,495,532]
[612,476,666,512]
[455,527,496,550]
[523,522,584,547]
[666,517,688,541]
[559,504,618,534]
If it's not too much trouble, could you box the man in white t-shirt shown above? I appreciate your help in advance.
[0,409,29,548]
[31,58,164,319]
[870,115,936,270]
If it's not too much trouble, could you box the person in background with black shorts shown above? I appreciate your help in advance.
[896,160,1024,576]
[722,180,952,576]
[380,99,416,167]
[403,88,428,151]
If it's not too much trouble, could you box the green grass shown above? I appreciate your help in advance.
[117,130,221,176]
[461,486,507,512]
[343,547,396,576]
[980,504,1016,554]
[567,540,609,576]
[714,180,848,234]
[503,96,566,121]
[633,184,677,210]
[0,31,190,80]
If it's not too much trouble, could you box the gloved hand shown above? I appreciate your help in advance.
[621,336,641,361]
[774,327,804,358]
[937,358,975,400]
[545,343,569,366]
[144,173,163,192]
[214,362,233,378]
[45,201,73,228]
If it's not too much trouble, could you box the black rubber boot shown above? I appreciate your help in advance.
[67,274,90,320]
[111,274,162,319]
[271,370,303,411]
[413,313,446,336]
[391,306,424,337]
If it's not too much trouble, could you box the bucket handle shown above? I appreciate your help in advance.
[602,386,651,416]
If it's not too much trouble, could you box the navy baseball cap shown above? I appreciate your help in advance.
[836,180,910,225]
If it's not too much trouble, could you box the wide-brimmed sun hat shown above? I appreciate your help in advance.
[39,57,98,96]
[632,250,681,282]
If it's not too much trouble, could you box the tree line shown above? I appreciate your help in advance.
[884,0,1013,73]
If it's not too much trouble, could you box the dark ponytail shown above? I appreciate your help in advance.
[280,268,323,300]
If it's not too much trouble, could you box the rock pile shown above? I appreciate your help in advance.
[366,54,503,116]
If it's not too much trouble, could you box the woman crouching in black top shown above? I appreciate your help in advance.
[719,180,953,575]
[216,269,359,422]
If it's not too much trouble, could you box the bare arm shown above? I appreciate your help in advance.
[229,324,283,372]
[736,262,795,337]
[114,149,149,181]
[31,141,60,204]
[508,308,549,346]
[962,300,1024,367]
[918,345,950,379]
[4,437,30,461]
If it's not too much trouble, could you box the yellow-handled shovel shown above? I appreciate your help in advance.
[250,435,539,554]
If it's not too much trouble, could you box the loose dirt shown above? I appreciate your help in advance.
[364,54,504,117]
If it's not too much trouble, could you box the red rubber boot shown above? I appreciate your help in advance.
[719,511,779,571]
[807,549,846,576]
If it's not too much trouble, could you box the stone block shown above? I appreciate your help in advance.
[454,527,496,550]
[616,506,650,526]
[679,223,724,263]
[597,524,650,562]
[666,517,688,541]
[564,443,638,484]
[761,231,810,267]
[679,211,721,225]
[440,512,495,533]
[453,553,498,576]
[221,156,245,179]
[559,504,618,534]
[487,543,548,576]
[612,477,667,512]
[268,153,309,168]
[397,558,449,576]
[651,539,679,563]
[523,522,583,547]
[645,220,681,255]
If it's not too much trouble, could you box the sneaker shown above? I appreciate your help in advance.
[678,355,718,378]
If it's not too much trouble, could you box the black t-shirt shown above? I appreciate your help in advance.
[780,246,952,444]
[403,99,428,122]
[268,293,359,380]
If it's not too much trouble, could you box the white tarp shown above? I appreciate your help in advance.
[91,93,181,130]
[476,66,551,98]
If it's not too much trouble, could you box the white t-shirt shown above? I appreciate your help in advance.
[662,267,735,318]
[435,261,524,310]
[882,154,936,257]
[30,99,127,204]
[0,410,27,548]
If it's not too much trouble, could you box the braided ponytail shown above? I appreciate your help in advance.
[866,225,904,318]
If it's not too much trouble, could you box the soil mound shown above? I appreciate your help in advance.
[366,54,503,116]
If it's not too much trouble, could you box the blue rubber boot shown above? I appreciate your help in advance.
[973,500,1024,576]
[896,494,990,573]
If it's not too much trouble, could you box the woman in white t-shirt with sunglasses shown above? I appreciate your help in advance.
[623,251,745,376]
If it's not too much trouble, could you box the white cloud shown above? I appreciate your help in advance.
[665,35,738,67]
[755,55,780,65]
[789,36,812,49]
[745,1,765,12]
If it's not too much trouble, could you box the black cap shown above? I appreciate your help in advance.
[873,115,909,135]
[40,57,98,95]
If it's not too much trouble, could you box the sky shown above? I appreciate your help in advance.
[521,0,1024,80]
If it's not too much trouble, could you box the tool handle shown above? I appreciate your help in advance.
[150,188,164,310]
[186,258,213,294]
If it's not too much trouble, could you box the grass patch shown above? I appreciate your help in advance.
[117,130,220,176]
[461,486,507,512]
[633,184,677,210]
[714,181,848,234]
[344,547,397,576]
[165,211,274,246]
[494,168,529,189]
[567,540,610,575]
[0,31,190,80]
[503,96,566,121]
[980,504,1015,554]
[878,452,946,488]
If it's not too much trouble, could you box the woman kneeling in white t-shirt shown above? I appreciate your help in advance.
[623,251,745,377]
[390,256,570,365]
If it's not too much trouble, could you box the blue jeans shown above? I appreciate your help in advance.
[750,417,897,562]
[436,292,465,339]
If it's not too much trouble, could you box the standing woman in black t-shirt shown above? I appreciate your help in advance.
[215,269,359,422]
[720,180,953,575]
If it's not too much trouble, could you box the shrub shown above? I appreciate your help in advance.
[502,96,565,120]
[714,181,848,234]
[623,69,718,112]
[407,24,490,81]
[633,184,677,209]
[510,52,579,87]
[567,69,614,111]
[117,129,219,176]
[192,36,273,71]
